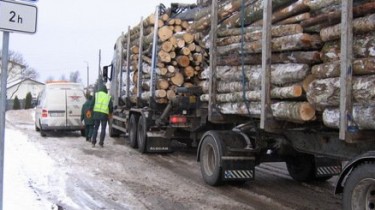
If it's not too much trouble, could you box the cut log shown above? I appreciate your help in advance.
[156,67,168,76]
[176,56,190,67]
[166,89,177,100]
[171,72,184,86]
[200,84,303,102]
[220,0,297,28]
[200,63,310,86]
[157,79,169,90]
[320,14,375,42]
[180,47,191,56]
[176,39,186,48]
[307,75,375,110]
[217,24,304,46]
[184,66,196,78]
[321,32,375,62]
[161,41,174,52]
[158,50,172,63]
[275,12,311,25]
[302,2,375,28]
[167,65,176,73]
[218,101,315,122]
[312,58,375,79]
[217,33,322,55]
[141,90,167,100]
[323,106,375,130]
[174,25,183,33]
[158,26,173,42]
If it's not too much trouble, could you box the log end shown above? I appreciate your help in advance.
[300,102,316,121]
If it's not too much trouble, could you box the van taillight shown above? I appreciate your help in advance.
[170,115,187,124]
[42,109,48,118]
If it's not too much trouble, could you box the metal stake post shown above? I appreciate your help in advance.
[0,31,10,210]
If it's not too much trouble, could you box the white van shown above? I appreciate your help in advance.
[35,82,86,136]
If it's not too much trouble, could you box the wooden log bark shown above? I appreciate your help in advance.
[323,106,375,130]
[311,57,375,79]
[252,0,310,26]
[301,2,375,29]
[218,101,315,122]
[217,24,303,46]
[200,63,310,86]
[218,51,321,65]
[217,33,322,55]
[275,12,310,25]
[321,32,375,62]
[307,75,375,110]
[220,0,297,28]
[200,84,302,102]
[320,14,375,42]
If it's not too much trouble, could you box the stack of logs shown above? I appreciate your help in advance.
[124,10,208,104]
[193,0,375,128]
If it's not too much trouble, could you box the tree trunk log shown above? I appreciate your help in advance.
[200,63,310,86]
[200,84,302,102]
[217,33,322,55]
[217,24,303,46]
[311,57,375,79]
[170,72,184,86]
[275,12,310,25]
[218,101,315,122]
[320,14,375,42]
[218,51,321,65]
[323,105,375,130]
[321,32,375,62]
[307,75,375,110]
[158,26,174,42]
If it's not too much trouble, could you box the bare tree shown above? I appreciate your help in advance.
[69,70,82,83]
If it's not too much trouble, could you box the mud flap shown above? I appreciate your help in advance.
[221,157,255,181]
[314,156,342,178]
[146,136,172,153]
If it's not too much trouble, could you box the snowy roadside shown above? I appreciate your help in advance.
[3,110,54,210]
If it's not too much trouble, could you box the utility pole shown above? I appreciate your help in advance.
[84,61,89,88]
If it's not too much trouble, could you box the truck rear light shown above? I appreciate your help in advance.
[170,115,187,124]
[42,109,48,118]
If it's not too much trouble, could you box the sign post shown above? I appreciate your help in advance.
[0,1,37,209]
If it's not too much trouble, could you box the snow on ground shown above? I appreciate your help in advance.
[3,120,54,209]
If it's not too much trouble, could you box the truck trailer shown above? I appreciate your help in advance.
[106,1,375,209]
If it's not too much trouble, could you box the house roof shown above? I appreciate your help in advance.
[7,78,45,89]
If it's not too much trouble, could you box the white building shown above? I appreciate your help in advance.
[7,78,45,100]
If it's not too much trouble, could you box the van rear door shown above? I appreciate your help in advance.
[66,89,85,127]
[45,89,67,127]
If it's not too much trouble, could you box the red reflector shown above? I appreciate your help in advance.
[42,109,48,118]
[170,115,187,124]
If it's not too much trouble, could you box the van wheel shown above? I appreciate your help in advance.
[80,129,85,137]
[137,115,147,153]
[39,121,46,137]
[35,124,40,132]
[128,114,138,148]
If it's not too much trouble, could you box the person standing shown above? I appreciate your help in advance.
[81,95,94,142]
[90,85,113,148]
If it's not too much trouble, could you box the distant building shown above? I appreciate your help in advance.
[6,78,45,110]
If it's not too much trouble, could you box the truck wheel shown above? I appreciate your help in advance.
[286,154,315,182]
[343,162,375,210]
[200,133,222,186]
[128,114,138,148]
[109,119,120,137]
[137,115,147,153]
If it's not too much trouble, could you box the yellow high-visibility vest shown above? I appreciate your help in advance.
[93,91,111,114]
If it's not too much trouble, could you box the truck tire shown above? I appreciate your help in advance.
[343,162,375,210]
[137,115,147,153]
[128,114,138,148]
[286,154,315,182]
[200,133,222,186]
[109,119,120,137]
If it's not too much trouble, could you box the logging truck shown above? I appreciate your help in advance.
[106,1,375,209]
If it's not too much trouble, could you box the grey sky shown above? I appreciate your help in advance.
[1,0,196,85]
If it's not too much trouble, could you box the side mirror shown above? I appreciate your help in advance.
[103,66,108,82]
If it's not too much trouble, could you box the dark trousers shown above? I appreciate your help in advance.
[92,119,108,145]
[85,124,94,140]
